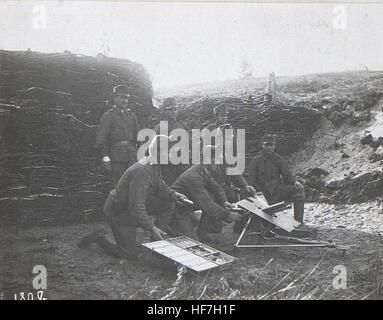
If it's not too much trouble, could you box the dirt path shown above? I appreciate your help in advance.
[1,201,382,300]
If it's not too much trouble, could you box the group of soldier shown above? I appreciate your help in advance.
[78,84,306,260]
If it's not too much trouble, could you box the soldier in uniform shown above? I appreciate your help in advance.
[169,150,243,242]
[154,97,190,186]
[79,135,190,260]
[248,134,306,224]
[201,103,256,201]
[95,84,140,187]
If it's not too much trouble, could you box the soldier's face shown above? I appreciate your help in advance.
[114,94,129,109]
[164,107,177,121]
[216,114,228,124]
[263,142,275,154]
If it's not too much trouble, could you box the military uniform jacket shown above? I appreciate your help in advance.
[202,122,236,149]
[248,152,295,198]
[107,157,177,231]
[154,119,189,135]
[154,119,191,185]
[172,164,231,220]
[95,106,140,162]
[202,122,246,191]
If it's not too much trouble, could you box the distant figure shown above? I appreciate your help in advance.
[95,85,140,187]
[154,97,190,185]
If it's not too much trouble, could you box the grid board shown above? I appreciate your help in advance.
[142,236,236,272]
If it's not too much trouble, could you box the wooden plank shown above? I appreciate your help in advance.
[237,198,300,232]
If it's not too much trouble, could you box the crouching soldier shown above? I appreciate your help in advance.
[169,148,243,242]
[248,134,306,224]
[79,135,189,259]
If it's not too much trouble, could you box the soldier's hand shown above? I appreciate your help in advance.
[174,192,193,205]
[102,156,112,173]
[224,201,234,210]
[294,181,303,191]
[228,212,242,222]
[151,225,167,241]
[245,185,257,196]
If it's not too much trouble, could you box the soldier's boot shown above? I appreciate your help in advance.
[293,200,305,224]
[77,229,107,248]
[94,237,137,260]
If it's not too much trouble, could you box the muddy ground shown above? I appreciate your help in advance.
[1,201,382,300]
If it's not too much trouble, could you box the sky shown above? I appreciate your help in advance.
[0,1,383,89]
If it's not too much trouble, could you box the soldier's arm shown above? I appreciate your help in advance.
[154,123,160,135]
[280,158,295,185]
[157,175,177,200]
[204,172,228,206]
[231,174,249,190]
[133,113,141,147]
[95,113,112,159]
[127,170,154,231]
[188,176,230,220]
[248,158,262,189]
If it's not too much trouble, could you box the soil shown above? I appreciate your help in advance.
[291,98,383,184]
[1,202,382,300]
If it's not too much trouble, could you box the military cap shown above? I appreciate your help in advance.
[213,103,229,116]
[161,97,177,110]
[113,84,130,95]
[262,134,277,144]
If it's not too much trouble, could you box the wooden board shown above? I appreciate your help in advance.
[142,236,236,272]
[237,198,300,232]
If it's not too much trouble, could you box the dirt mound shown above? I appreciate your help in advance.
[293,97,383,204]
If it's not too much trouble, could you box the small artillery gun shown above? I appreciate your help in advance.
[232,194,350,254]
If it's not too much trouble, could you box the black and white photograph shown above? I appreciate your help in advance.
[0,1,382,302]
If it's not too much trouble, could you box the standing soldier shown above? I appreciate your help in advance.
[95,84,140,187]
[201,103,256,201]
[154,97,190,185]
[248,134,306,224]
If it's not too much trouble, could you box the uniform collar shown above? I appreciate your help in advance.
[214,121,231,129]
[262,150,276,159]
[112,105,131,114]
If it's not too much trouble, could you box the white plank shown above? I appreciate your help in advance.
[237,198,300,232]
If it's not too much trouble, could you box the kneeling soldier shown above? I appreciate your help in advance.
[79,135,188,259]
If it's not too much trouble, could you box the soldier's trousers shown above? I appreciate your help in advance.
[198,192,227,237]
[169,205,199,241]
[103,194,175,259]
[271,183,306,223]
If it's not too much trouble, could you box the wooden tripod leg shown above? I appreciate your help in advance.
[259,220,265,245]
[235,216,252,247]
